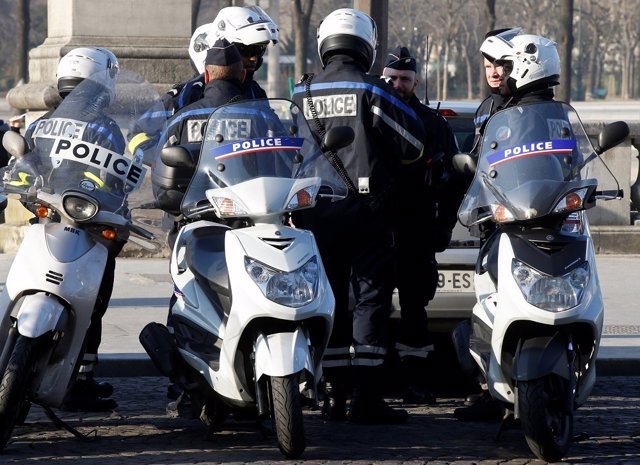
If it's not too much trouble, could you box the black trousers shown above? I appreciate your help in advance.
[293,195,395,364]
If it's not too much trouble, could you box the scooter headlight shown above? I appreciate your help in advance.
[62,193,98,221]
[511,260,590,312]
[245,256,319,308]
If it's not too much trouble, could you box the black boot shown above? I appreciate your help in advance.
[85,373,114,398]
[61,380,118,412]
[400,355,436,405]
[453,390,504,422]
[348,366,408,425]
[320,367,349,421]
[61,372,117,412]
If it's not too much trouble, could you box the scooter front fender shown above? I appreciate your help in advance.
[513,333,570,381]
[254,328,313,380]
[17,293,66,338]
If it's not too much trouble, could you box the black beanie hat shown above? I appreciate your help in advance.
[385,46,416,72]
[205,38,242,66]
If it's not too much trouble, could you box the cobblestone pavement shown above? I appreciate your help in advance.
[2,376,639,465]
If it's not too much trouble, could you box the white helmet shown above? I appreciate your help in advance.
[317,8,377,71]
[480,27,522,62]
[189,5,279,74]
[56,47,119,100]
[481,33,560,95]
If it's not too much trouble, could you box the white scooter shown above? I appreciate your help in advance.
[139,98,353,459]
[0,71,162,450]
[452,100,629,462]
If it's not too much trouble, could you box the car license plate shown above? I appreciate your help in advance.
[438,270,474,292]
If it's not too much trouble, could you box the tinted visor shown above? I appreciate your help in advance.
[235,43,268,58]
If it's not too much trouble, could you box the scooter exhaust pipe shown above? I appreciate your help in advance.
[139,322,181,378]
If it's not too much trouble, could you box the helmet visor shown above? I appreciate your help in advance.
[235,42,268,58]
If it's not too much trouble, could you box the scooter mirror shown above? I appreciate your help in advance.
[2,130,27,159]
[322,126,354,152]
[160,145,196,169]
[452,152,477,176]
[595,121,630,155]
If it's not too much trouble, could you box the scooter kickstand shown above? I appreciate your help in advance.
[41,405,96,441]
[494,410,516,441]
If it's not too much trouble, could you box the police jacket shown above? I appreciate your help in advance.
[501,87,555,108]
[474,91,505,129]
[19,89,125,200]
[162,74,266,118]
[291,55,425,198]
[165,78,244,146]
[25,85,125,160]
[25,108,124,155]
[471,90,507,155]
[402,94,463,252]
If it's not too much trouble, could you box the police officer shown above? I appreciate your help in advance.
[454,32,562,422]
[164,38,245,148]
[148,3,278,135]
[291,8,426,425]
[472,28,522,154]
[21,47,123,412]
[150,39,246,410]
[382,46,462,405]
[128,5,278,155]
[127,6,279,246]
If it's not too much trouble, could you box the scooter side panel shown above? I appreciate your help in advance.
[5,224,107,310]
[170,221,226,337]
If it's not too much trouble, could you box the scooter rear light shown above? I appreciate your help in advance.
[438,109,458,117]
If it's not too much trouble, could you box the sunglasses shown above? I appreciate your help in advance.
[235,43,268,57]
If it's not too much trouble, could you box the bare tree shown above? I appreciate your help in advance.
[292,0,314,79]
[556,0,574,102]
[618,0,640,98]
[479,0,496,96]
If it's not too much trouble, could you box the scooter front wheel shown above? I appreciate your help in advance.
[518,375,573,462]
[0,335,38,450]
[271,374,305,459]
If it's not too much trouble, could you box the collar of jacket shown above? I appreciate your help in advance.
[203,78,244,96]
[324,54,368,72]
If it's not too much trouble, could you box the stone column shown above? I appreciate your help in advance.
[7,0,193,114]
[1,0,193,245]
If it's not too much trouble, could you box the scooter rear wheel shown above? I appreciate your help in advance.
[0,335,38,450]
[271,374,305,458]
[518,375,573,462]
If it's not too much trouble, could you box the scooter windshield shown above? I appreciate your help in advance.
[1,70,165,216]
[181,98,349,219]
[458,101,615,227]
